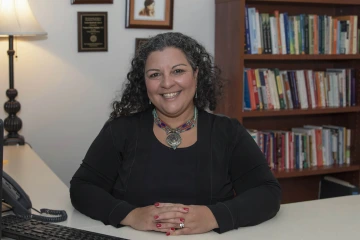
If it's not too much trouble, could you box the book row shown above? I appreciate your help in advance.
[245,6,359,55]
[247,125,351,171]
[243,68,356,111]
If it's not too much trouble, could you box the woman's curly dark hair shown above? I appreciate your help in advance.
[110,32,224,118]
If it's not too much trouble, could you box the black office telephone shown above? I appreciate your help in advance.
[2,171,67,223]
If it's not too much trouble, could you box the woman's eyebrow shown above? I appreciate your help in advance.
[146,64,187,73]
[172,64,187,69]
[145,68,160,74]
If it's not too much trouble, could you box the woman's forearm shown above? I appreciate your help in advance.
[207,181,281,233]
[70,177,136,227]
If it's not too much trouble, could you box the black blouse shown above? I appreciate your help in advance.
[70,108,281,234]
[126,129,199,206]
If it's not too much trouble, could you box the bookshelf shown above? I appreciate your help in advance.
[215,0,360,203]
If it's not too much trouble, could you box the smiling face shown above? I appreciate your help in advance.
[145,47,198,119]
[147,2,155,11]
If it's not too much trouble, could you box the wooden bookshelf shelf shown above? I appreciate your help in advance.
[215,0,360,203]
[273,164,360,179]
[241,106,360,118]
[244,54,360,61]
[244,0,360,5]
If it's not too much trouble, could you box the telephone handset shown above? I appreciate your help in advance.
[2,171,68,223]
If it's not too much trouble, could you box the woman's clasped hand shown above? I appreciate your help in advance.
[122,202,219,236]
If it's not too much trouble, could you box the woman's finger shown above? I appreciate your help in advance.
[160,206,189,214]
[153,227,175,233]
[155,217,184,224]
[155,222,179,230]
[168,227,192,236]
[154,202,174,207]
[155,211,186,221]
[154,202,188,209]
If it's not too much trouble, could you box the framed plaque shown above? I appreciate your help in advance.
[72,0,113,4]
[135,38,149,54]
[77,12,108,52]
[125,0,174,29]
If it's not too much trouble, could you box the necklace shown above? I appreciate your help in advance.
[152,107,198,150]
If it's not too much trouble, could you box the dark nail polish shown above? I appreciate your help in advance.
[180,218,184,222]
[156,223,161,228]
[166,232,170,236]
[171,228,175,231]
[183,208,189,211]
[154,215,159,219]
[154,202,160,207]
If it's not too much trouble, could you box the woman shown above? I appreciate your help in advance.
[70,32,281,236]
[138,0,155,17]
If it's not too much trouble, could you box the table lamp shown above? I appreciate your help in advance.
[0,0,47,145]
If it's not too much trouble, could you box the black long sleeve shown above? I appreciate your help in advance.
[70,122,136,227]
[207,119,281,233]
[69,111,281,233]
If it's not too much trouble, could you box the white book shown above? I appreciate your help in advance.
[263,70,274,110]
[255,11,262,54]
[334,73,340,107]
[346,129,351,164]
[353,16,358,54]
[322,128,331,166]
[248,8,258,54]
[270,16,279,54]
[280,13,287,54]
[341,70,346,107]
[296,70,308,109]
[318,72,326,107]
[294,17,299,55]
[329,16,333,54]
[269,70,280,109]
[307,70,316,108]
[327,73,334,107]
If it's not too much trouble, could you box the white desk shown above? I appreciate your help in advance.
[3,145,360,240]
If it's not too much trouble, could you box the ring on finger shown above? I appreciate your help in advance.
[179,222,185,229]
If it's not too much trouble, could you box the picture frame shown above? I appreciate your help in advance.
[135,38,149,53]
[71,0,113,4]
[77,12,108,52]
[125,0,174,29]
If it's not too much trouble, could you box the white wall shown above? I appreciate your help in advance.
[0,0,215,186]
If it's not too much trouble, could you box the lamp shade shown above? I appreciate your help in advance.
[0,0,46,36]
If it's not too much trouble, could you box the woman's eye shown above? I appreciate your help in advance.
[173,69,184,74]
[149,73,160,78]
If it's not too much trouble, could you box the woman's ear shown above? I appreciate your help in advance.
[194,67,199,81]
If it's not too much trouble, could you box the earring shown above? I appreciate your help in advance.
[195,91,197,99]
[149,100,152,104]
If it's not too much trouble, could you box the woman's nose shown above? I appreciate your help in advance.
[160,74,175,89]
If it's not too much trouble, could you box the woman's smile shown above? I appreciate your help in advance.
[162,91,181,100]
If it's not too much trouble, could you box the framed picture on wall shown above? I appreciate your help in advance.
[77,12,108,52]
[125,0,174,29]
[71,0,113,4]
[135,38,149,53]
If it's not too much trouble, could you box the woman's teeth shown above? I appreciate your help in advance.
[163,92,180,98]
